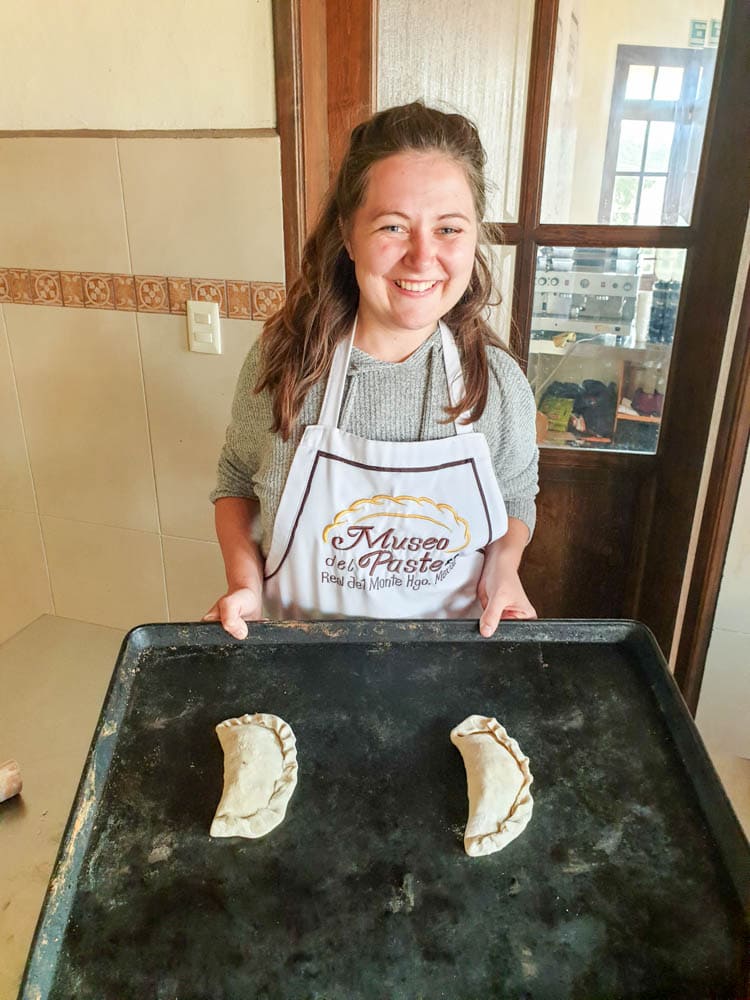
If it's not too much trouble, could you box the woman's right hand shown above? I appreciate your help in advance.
[208,497,265,640]
[202,586,263,640]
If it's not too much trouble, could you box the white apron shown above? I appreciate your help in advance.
[264,321,508,620]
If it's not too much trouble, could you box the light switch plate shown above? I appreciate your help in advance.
[187,300,222,354]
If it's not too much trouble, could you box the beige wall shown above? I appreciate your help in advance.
[0,3,283,642]
[548,0,725,221]
[696,446,750,758]
[0,136,283,641]
[1,0,275,130]
[692,215,750,759]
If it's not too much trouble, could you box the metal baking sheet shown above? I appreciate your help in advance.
[19,620,749,999]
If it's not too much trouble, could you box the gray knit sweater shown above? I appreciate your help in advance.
[211,328,539,554]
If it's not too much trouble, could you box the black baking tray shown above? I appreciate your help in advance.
[19,620,749,999]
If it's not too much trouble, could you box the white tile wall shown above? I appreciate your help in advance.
[696,450,750,759]
[42,516,168,629]
[6,305,159,532]
[0,510,52,644]
[0,138,130,272]
[137,313,260,541]
[0,311,35,512]
[712,448,750,634]
[0,136,279,637]
[695,628,750,757]
[118,137,284,281]
[162,535,228,622]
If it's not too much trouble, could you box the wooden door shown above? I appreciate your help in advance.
[274,0,750,671]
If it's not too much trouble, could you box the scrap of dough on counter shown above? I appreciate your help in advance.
[450,715,533,857]
[211,713,298,839]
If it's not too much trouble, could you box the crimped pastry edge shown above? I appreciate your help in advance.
[212,712,298,836]
[450,714,534,856]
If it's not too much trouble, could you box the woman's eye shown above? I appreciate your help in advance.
[381,224,403,233]
[439,226,461,235]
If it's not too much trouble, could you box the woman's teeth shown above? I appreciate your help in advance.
[394,280,438,292]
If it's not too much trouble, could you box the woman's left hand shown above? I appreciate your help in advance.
[477,519,537,637]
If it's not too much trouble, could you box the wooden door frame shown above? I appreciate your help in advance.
[272,0,374,285]
[272,0,750,710]
[272,0,330,285]
[634,0,749,661]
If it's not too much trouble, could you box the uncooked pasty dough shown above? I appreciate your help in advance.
[450,715,533,857]
[210,713,298,839]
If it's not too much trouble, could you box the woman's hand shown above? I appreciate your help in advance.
[477,518,537,638]
[205,497,265,640]
[203,586,263,640]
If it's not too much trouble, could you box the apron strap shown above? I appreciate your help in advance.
[440,321,475,435]
[318,318,475,433]
[318,322,356,429]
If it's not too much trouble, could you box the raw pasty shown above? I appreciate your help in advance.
[210,713,298,839]
[450,715,533,856]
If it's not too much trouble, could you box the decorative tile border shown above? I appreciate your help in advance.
[136,275,170,313]
[83,273,115,309]
[0,267,285,321]
[191,278,227,317]
[227,280,252,319]
[61,272,85,307]
[113,274,137,311]
[8,269,32,304]
[32,271,63,306]
[167,277,191,315]
[251,282,285,320]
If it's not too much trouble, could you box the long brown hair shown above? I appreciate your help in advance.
[257,101,505,438]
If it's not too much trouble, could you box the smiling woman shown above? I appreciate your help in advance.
[343,152,478,358]
[204,102,539,636]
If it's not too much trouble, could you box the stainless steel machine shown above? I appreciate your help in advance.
[531,247,639,340]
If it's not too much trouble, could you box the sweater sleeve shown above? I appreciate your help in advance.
[210,340,270,503]
[483,347,539,539]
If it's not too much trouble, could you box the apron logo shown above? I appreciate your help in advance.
[321,494,470,591]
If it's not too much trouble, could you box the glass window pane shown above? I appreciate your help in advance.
[644,121,675,172]
[625,64,655,100]
[616,120,647,171]
[527,246,686,454]
[377,0,534,223]
[541,0,723,225]
[611,176,639,224]
[637,176,666,224]
[653,65,684,101]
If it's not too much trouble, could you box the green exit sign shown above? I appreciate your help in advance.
[689,19,707,47]
[689,17,721,48]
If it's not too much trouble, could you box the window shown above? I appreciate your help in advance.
[599,46,716,225]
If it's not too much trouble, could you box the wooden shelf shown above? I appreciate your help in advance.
[529,338,673,357]
[616,411,662,425]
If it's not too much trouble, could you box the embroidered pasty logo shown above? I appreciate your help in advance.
[320,495,470,590]
[323,494,470,551]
